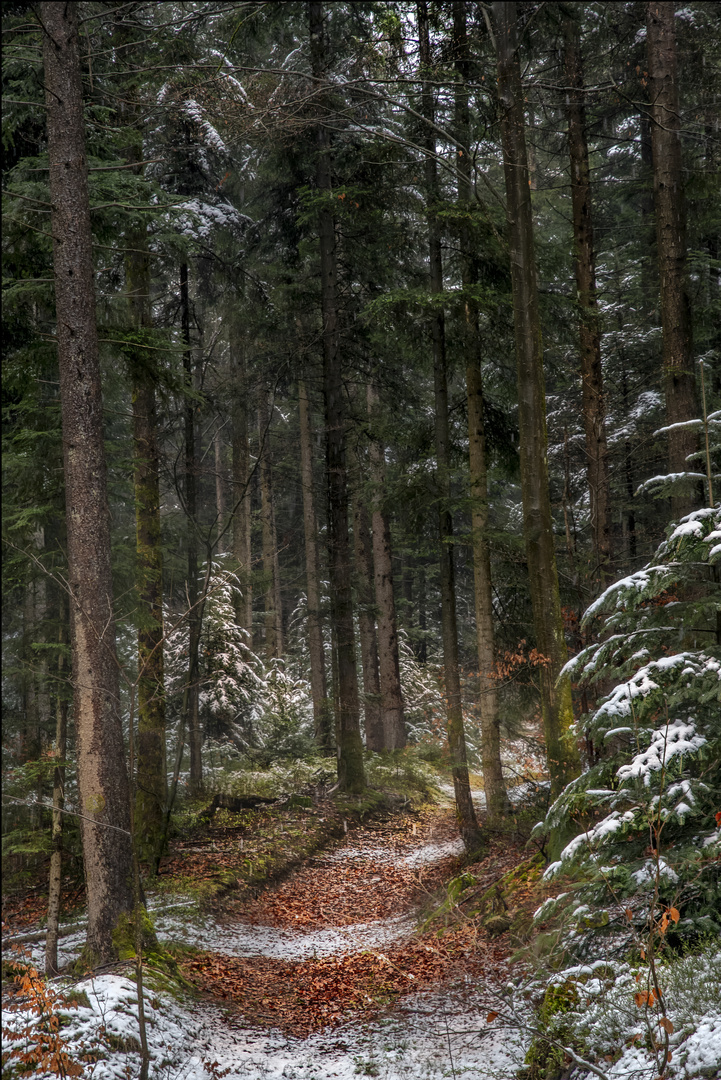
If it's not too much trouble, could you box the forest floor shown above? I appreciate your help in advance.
[2,781,549,1078]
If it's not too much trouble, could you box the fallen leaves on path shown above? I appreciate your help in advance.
[180,925,510,1036]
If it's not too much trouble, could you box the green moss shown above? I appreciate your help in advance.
[523,980,582,1080]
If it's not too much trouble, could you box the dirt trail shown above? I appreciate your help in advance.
[176,804,525,1038]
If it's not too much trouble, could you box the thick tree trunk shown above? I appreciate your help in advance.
[646,0,699,517]
[418,0,482,851]
[127,236,167,864]
[453,0,509,822]
[563,6,613,581]
[42,0,133,962]
[299,380,332,750]
[366,383,406,749]
[309,0,364,792]
[45,639,67,976]
[492,1,580,804]
[350,456,384,752]
[180,262,202,794]
[258,394,283,660]
[231,342,253,635]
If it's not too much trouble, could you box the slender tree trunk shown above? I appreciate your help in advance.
[299,380,333,751]
[418,0,482,850]
[42,0,133,962]
[181,262,202,794]
[492,1,580,806]
[367,383,406,749]
[563,5,613,581]
[646,1,699,518]
[214,428,226,552]
[453,0,509,822]
[127,235,166,863]
[45,636,67,976]
[231,342,253,635]
[309,0,364,792]
[258,394,283,659]
[350,455,384,752]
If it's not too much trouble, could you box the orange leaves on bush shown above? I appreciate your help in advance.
[659,1016,674,1034]
[2,951,84,1078]
[486,1011,499,1023]
[634,988,658,1008]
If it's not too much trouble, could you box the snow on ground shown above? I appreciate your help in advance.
[154,910,417,960]
[2,972,527,1080]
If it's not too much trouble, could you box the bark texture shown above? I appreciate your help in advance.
[231,342,253,635]
[493,1,580,802]
[418,0,482,850]
[42,0,133,961]
[45,640,67,976]
[128,235,166,864]
[299,381,333,750]
[563,6,613,581]
[309,0,364,791]
[350,455,384,752]
[647,0,699,517]
[181,262,202,793]
[367,383,406,750]
[453,0,509,821]
[258,393,284,659]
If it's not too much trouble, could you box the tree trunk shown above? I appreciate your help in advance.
[646,0,699,517]
[258,393,283,660]
[350,454,384,752]
[309,0,364,792]
[45,636,67,976]
[492,0,580,805]
[299,379,333,751]
[214,428,226,553]
[42,0,133,962]
[231,342,253,635]
[418,0,482,851]
[367,383,406,749]
[181,261,202,794]
[127,233,167,864]
[453,0,509,822]
[563,5,613,581]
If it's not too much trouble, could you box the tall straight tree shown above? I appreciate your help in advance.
[646,0,699,517]
[492,0,580,802]
[180,262,202,793]
[309,0,364,792]
[562,3,613,581]
[418,0,482,851]
[453,0,509,822]
[298,379,332,750]
[350,449,384,752]
[258,392,283,659]
[128,238,167,862]
[41,0,133,962]
[231,338,253,635]
[366,383,406,750]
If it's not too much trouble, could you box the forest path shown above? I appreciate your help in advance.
[168,800,530,1077]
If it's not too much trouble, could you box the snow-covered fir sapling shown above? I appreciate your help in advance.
[536,505,720,948]
[525,504,720,1079]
